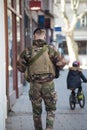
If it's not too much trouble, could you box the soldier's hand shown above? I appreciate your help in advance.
[17,57,26,72]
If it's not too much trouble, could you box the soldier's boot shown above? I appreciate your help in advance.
[33,114,43,130]
[46,111,55,130]
[46,128,53,130]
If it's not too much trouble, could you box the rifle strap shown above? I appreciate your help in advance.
[29,45,47,66]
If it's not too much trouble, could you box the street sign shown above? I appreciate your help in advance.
[54,27,62,31]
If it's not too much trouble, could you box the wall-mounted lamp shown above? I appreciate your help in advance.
[29,1,41,11]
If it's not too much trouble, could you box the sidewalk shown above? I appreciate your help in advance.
[6,69,87,130]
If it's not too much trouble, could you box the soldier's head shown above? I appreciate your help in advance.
[33,28,46,40]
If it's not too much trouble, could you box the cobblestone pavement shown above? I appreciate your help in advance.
[6,69,87,130]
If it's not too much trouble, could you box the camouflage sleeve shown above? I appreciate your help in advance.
[16,48,30,73]
[20,50,26,58]
[48,45,67,69]
[20,48,31,63]
[18,50,27,64]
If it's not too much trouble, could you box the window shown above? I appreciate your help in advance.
[78,41,87,54]
[76,15,87,29]
[62,41,87,55]
[7,0,22,97]
[80,15,87,28]
[76,19,80,29]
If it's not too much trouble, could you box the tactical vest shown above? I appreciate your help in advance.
[29,45,55,76]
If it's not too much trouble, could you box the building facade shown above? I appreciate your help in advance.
[24,0,55,46]
[0,1,6,129]
[6,0,25,110]
[54,0,87,65]
[0,0,25,129]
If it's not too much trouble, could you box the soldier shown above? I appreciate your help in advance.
[17,28,67,130]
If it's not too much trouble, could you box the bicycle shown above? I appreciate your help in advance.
[69,88,85,110]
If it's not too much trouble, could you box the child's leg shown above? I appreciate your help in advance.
[78,86,82,94]
[70,89,76,102]
[71,89,75,96]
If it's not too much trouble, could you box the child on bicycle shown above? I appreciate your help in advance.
[67,61,87,99]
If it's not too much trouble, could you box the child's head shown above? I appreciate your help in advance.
[72,61,80,67]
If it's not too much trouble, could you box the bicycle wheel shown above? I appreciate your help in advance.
[69,94,76,110]
[78,94,85,108]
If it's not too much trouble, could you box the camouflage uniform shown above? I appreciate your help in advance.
[17,39,66,130]
[29,81,57,130]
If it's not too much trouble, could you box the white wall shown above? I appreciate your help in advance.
[0,0,7,130]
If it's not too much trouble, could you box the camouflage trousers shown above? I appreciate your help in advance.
[29,80,57,130]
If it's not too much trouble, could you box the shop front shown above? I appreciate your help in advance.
[4,0,25,111]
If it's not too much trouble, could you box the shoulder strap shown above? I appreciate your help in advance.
[29,45,48,66]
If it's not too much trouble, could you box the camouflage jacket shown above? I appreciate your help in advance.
[17,39,67,82]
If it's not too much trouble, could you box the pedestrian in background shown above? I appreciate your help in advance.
[17,28,67,130]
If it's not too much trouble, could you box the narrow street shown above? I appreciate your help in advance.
[6,69,87,130]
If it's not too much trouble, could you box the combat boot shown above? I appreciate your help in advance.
[46,128,53,130]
